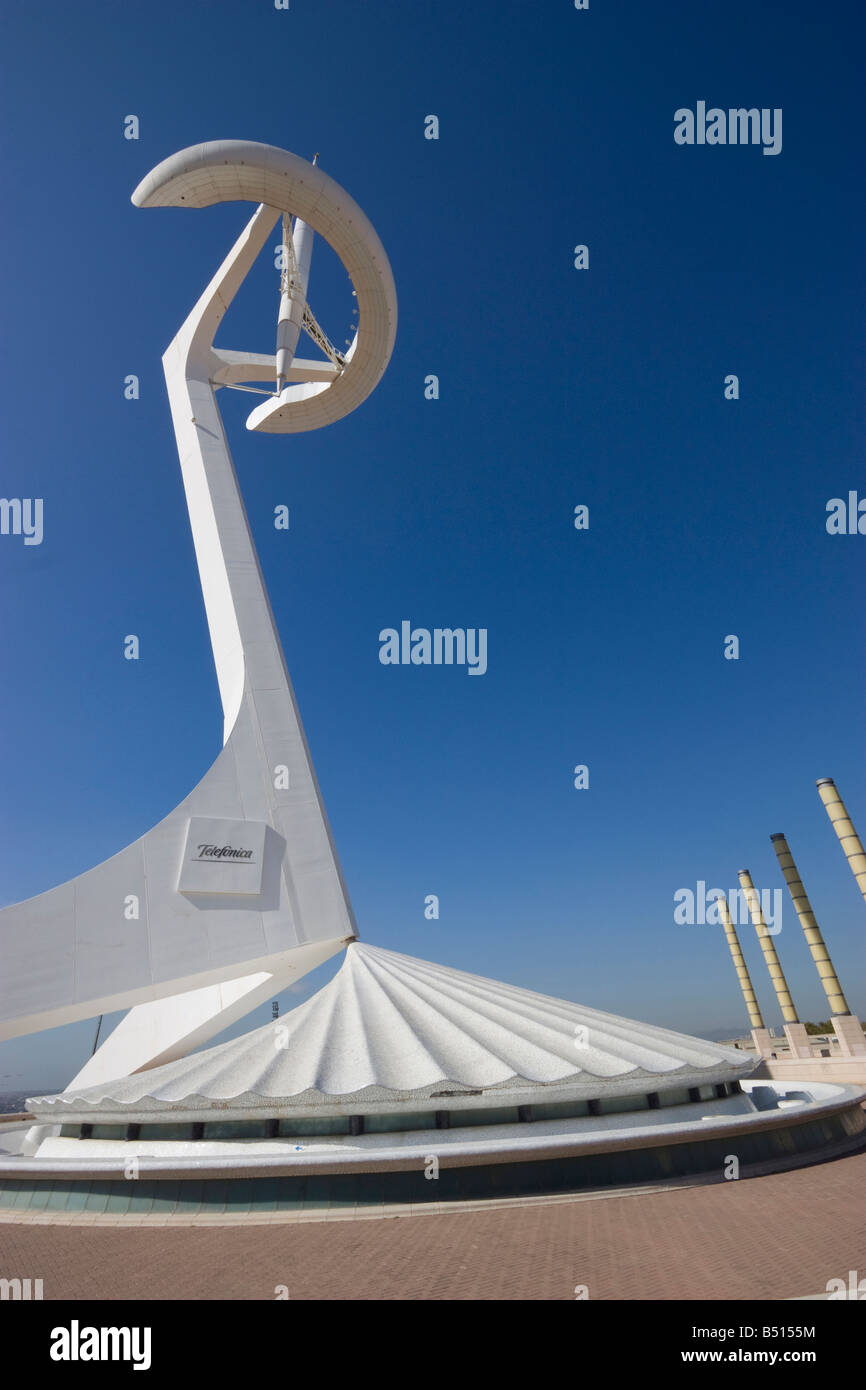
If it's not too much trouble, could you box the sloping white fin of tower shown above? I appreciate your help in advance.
[0,143,397,1087]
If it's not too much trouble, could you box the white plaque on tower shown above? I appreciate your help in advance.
[178,818,268,897]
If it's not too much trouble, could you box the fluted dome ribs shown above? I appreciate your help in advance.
[31,943,752,1117]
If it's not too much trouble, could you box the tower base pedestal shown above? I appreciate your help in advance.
[832,1014,866,1057]
[783,1023,813,1059]
[751,1028,774,1058]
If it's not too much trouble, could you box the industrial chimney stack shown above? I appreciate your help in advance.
[772,827,866,1059]
[816,778,866,906]
[717,894,771,1055]
[737,869,812,1059]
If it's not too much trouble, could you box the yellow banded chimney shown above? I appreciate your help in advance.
[717,893,772,1058]
[718,895,764,1028]
[738,868,812,1060]
[816,778,866,905]
[770,833,849,1015]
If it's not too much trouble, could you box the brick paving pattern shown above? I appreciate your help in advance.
[1,1148,864,1300]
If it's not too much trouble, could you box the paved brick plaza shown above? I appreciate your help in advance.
[1,1146,864,1301]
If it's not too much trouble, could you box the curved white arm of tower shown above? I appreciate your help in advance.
[0,142,397,1085]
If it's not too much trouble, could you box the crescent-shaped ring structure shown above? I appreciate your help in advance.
[132,139,396,434]
[0,141,397,1091]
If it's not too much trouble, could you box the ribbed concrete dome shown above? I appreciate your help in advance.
[30,944,752,1120]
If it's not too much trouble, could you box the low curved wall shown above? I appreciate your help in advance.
[1,1089,863,1212]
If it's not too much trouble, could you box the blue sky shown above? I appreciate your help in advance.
[1,0,865,1090]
